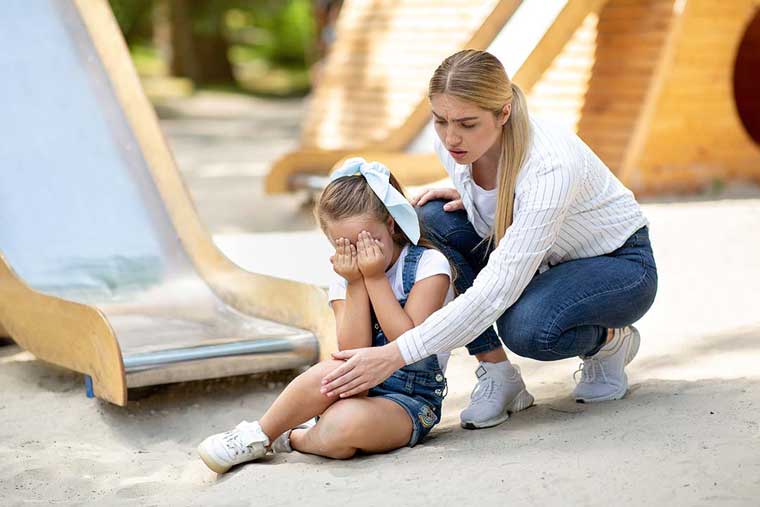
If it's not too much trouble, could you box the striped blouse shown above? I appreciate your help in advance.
[396,116,649,364]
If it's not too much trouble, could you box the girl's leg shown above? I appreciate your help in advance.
[418,200,504,359]
[258,359,349,442]
[289,397,412,459]
[198,359,357,473]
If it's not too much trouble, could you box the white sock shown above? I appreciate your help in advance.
[481,358,516,375]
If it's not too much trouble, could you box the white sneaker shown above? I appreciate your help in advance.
[573,326,641,403]
[197,420,270,473]
[271,417,318,453]
[460,361,534,429]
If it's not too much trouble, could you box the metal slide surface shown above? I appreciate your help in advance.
[0,0,317,387]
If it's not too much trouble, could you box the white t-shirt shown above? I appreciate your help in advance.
[328,244,454,371]
[471,181,498,232]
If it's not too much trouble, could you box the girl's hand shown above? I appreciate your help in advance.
[330,238,361,282]
[320,343,406,398]
[410,187,464,211]
[356,231,386,279]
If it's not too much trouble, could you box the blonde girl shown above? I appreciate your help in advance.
[198,158,453,472]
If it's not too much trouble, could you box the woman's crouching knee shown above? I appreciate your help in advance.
[500,328,554,360]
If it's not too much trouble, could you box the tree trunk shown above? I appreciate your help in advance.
[166,0,234,84]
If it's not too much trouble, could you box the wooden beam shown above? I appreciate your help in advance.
[513,0,610,92]
[383,0,525,150]
[618,0,685,189]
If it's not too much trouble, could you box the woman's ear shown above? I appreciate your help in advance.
[500,102,512,126]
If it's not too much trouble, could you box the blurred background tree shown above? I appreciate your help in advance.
[109,0,332,98]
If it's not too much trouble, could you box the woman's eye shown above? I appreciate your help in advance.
[461,123,475,129]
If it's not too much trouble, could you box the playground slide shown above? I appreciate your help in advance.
[0,0,335,405]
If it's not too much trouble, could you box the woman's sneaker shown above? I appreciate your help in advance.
[460,361,534,429]
[197,420,270,473]
[573,326,641,403]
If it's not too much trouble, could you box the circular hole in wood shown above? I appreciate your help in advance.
[734,8,760,146]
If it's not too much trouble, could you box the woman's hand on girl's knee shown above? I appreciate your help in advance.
[319,344,405,398]
[411,187,462,209]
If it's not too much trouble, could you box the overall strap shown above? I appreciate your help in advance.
[400,244,426,299]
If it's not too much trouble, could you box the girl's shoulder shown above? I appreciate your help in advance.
[412,246,452,281]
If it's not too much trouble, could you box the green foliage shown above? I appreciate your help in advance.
[225,0,315,67]
[109,0,315,95]
[109,0,155,44]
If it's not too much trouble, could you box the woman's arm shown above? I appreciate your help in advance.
[395,163,580,363]
[321,162,581,397]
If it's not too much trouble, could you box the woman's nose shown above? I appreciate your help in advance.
[446,127,461,146]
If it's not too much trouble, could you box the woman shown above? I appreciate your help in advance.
[319,50,658,430]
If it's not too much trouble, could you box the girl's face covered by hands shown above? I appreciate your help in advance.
[326,214,397,275]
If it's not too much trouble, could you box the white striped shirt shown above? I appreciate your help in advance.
[397,116,649,364]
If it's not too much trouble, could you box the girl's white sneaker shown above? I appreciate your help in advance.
[197,420,270,473]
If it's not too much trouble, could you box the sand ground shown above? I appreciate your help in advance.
[2,92,759,506]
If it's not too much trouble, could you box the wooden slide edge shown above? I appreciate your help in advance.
[0,253,127,405]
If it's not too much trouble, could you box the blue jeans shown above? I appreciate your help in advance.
[418,200,658,360]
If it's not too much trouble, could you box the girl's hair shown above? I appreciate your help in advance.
[316,172,458,288]
[429,49,531,245]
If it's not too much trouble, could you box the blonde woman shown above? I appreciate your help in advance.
[320,50,658,429]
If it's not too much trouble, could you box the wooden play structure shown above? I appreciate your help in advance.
[0,0,336,406]
[267,0,760,195]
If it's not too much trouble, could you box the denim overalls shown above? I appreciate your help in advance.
[367,244,448,446]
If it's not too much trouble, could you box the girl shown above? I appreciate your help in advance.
[320,50,658,425]
[198,158,453,473]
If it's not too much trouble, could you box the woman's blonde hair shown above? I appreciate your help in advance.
[316,172,458,287]
[429,49,531,245]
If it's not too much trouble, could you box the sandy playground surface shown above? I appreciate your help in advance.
[2,93,759,506]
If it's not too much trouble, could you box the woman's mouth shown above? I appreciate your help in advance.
[448,149,467,160]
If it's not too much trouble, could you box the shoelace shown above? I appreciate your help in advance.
[469,377,496,403]
[221,431,250,458]
[573,357,609,385]
[221,423,266,457]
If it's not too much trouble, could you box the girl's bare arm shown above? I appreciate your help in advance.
[331,281,372,350]
[355,231,449,342]
[364,274,449,342]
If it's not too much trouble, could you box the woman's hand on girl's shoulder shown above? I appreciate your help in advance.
[410,187,464,211]
[331,237,362,282]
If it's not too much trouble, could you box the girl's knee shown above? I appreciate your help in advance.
[299,359,344,386]
[313,404,362,458]
[320,401,370,442]
[321,446,357,460]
